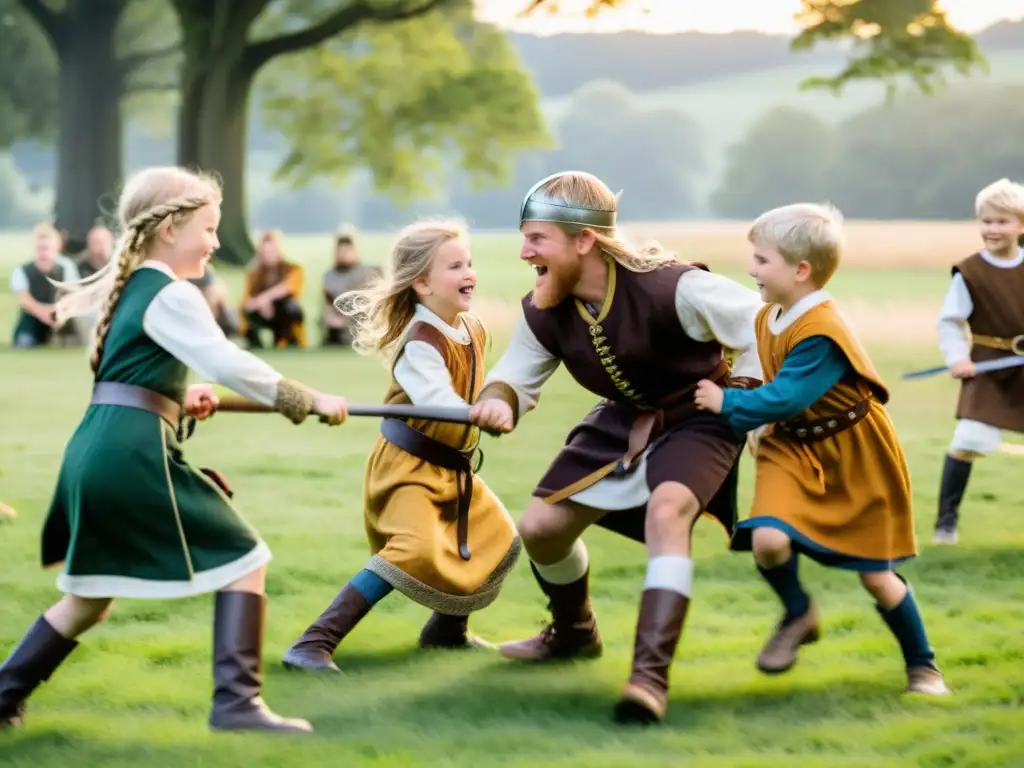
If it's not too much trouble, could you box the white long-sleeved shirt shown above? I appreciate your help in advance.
[391,303,474,407]
[936,248,1024,367]
[138,261,282,405]
[482,268,765,419]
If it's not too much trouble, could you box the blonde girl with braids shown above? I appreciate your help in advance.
[0,166,349,735]
[282,219,520,673]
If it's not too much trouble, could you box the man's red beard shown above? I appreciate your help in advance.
[531,259,582,310]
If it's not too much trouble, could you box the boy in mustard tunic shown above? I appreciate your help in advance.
[932,178,1024,544]
[0,166,350,734]
[695,202,951,696]
[282,220,520,672]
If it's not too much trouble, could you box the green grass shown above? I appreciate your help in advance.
[1,229,1023,766]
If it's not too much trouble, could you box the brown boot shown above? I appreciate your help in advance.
[498,564,603,662]
[208,591,312,734]
[419,612,495,650]
[281,583,372,673]
[905,666,952,695]
[756,601,821,674]
[613,589,690,725]
[0,616,78,728]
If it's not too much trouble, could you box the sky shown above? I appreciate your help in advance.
[475,0,1024,35]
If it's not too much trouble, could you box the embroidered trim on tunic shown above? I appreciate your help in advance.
[572,263,645,404]
[365,537,522,616]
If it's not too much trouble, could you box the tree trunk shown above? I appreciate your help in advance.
[178,59,253,266]
[175,1,266,266]
[54,1,126,252]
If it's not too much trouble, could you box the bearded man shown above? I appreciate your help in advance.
[469,171,764,725]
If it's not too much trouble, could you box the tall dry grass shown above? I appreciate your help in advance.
[620,219,982,271]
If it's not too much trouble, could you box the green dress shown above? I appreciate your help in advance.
[41,268,270,598]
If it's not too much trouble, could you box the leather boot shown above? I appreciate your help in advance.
[419,612,495,650]
[208,591,312,734]
[281,583,372,672]
[933,455,971,543]
[0,616,78,728]
[613,589,690,725]
[498,563,603,662]
[756,601,821,674]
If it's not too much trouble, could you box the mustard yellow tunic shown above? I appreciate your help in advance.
[732,299,916,570]
[363,310,521,614]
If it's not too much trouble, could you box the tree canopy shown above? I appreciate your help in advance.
[259,1,551,204]
[0,0,58,147]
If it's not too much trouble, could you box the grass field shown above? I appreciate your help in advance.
[1,223,1023,767]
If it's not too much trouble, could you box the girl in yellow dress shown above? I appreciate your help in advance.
[283,220,521,672]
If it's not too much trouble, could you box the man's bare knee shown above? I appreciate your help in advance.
[645,483,700,555]
[752,527,792,567]
[518,497,597,564]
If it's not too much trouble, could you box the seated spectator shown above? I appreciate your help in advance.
[188,263,240,337]
[9,223,82,348]
[321,228,381,347]
[75,224,113,279]
[239,230,306,349]
[69,224,114,343]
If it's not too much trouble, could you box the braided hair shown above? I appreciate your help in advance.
[87,196,210,373]
[51,166,221,374]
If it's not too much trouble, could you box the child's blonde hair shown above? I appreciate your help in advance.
[534,172,677,273]
[748,202,844,286]
[52,165,221,373]
[975,178,1024,220]
[33,221,60,240]
[335,218,466,360]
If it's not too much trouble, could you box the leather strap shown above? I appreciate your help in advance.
[381,417,475,562]
[778,398,871,442]
[620,358,734,470]
[90,381,182,430]
[972,333,1024,356]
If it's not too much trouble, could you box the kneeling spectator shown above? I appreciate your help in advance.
[239,230,306,349]
[322,228,380,347]
[9,223,81,348]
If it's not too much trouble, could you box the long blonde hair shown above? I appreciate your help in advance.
[335,218,466,361]
[52,166,221,373]
[538,172,677,273]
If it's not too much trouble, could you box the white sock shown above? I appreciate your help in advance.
[533,540,589,586]
[643,555,693,596]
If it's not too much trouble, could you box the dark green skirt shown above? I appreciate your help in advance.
[41,404,270,598]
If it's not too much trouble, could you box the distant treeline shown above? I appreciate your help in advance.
[3,21,1023,232]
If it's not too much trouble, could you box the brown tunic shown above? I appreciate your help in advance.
[732,301,916,569]
[364,314,520,615]
[485,260,760,541]
[952,253,1024,432]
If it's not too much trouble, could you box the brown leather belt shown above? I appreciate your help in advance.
[973,333,1024,356]
[90,381,182,430]
[778,398,871,442]
[620,358,748,469]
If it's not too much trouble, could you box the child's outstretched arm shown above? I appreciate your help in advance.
[698,336,851,434]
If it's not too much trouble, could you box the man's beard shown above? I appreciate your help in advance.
[531,259,582,310]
